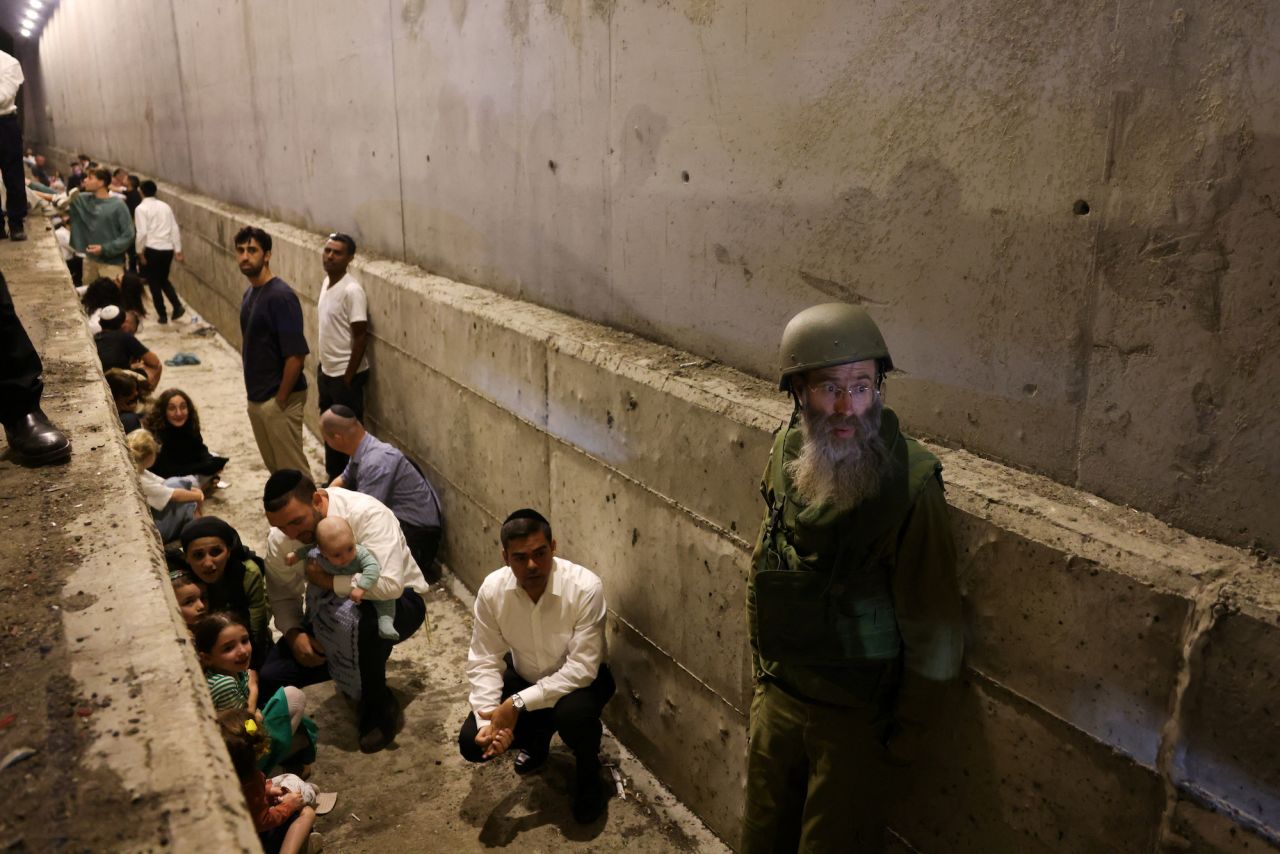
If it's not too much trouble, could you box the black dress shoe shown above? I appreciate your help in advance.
[358,695,404,753]
[512,747,548,776]
[9,229,27,242]
[171,305,186,320]
[4,410,71,465]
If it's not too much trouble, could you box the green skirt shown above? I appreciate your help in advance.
[257,688,318,773]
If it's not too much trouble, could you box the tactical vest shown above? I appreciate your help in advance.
[752,411,942,668]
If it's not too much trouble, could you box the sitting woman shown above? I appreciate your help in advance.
[105,367,145,432]
[181,517,272,669]
[82,277,121,334]
[143,389,228,488]
[117,271,150,334]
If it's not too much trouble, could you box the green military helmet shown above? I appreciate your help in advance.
[778,303,894,390]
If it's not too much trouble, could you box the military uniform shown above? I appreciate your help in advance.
[743,407,964,854]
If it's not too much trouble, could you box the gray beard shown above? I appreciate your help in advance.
[785,402,892,510]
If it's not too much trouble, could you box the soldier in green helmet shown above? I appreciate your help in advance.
[743,303,964,853]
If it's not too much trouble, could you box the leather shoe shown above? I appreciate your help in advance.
[358,696,404,753]
[9,229,27,242]
[4,410,71,465]
[512,747,548,776]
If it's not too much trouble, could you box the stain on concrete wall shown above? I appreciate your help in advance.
[24,1,1280,558]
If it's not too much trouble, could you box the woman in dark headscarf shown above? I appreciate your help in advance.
[181,517,272,668]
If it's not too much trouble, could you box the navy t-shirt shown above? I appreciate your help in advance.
[239,277,309,403]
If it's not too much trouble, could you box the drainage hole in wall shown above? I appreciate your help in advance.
[681,170,690,183]
[1073,199,1090,216]
[549,160,557,172]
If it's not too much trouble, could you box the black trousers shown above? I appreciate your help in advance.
[0,269,43,425]
[401,520,442,584]
[458,659,615,768]
[257,587,426,735]
[0,114,27,231]
[317,369,368,480]
[142,247,183,318]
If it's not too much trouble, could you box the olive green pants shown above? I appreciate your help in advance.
[743,681,893,854]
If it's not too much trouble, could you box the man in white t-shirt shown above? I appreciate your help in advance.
[316,232,369,482]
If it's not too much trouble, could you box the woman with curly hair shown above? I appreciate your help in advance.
[143,388,229,485]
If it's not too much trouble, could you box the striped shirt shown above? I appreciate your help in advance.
[206,671,249,710]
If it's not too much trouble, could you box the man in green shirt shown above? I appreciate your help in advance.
[69,166,134,282]
[744,303,964,853]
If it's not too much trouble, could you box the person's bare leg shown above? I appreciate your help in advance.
[279,806,317,854]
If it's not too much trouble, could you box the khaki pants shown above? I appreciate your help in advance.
[83,258,124,283]
[742,681,894,854]
[246,391,310,475]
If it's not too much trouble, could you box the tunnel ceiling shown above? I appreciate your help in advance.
[3,0,55,48]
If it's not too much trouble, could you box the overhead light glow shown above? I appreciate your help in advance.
[29,1,44,10]
[20,29,32,38]
[23,11,38,21]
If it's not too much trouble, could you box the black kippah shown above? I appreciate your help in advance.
[329,404,356,419]
[503,508,549,526]
[263,469,304,504]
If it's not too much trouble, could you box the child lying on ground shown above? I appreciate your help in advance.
[285,516,398,641]
[216,709,322,854]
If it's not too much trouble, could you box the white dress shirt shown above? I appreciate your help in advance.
[316,272,370,377]
[264,487,429,635]
[134,197,182,253]
[0,51,23,116]
[467,557,607,719]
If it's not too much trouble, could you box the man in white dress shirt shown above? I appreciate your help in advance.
[258,469,429,752]
[0,49,28,241]
[134,180,186,323]
[458,508,615,824]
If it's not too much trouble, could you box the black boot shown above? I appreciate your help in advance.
[4,409,71,465]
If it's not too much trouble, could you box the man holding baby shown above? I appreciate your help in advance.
[257,469,429,753]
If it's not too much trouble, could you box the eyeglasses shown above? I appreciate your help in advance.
[805,382,878,406]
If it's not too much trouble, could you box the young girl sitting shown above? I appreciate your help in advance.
[167,559,207,630]
[143,389,229,488]
[194,612,317,774]
[126,428,203,543]
[216,709,322,854]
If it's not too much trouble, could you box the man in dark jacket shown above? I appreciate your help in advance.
[744,303,964,853]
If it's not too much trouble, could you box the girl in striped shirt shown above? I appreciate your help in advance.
[195,613,317,773]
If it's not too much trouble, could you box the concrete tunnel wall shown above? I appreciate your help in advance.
[19,0,1280,557]
[36,166,1277,851]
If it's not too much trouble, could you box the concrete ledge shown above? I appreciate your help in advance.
[0,227,257,849]
[145,177,1280,850]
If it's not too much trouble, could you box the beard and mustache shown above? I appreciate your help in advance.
[785,399,892,510]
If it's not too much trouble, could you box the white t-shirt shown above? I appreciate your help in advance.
[316,273,369,377]
[138,470,174,510]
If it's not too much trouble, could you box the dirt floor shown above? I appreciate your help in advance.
[1,228,729,851]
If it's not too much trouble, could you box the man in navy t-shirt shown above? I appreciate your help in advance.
[236,226,312,475]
